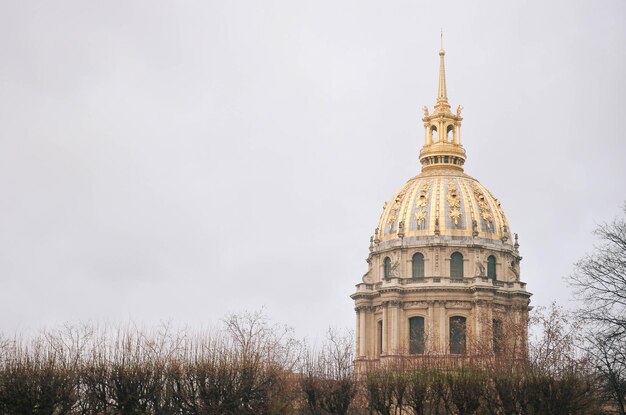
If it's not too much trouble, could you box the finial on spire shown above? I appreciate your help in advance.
[440,29,443,50]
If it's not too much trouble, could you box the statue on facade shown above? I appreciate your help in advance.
[398,220,405,238]
[456,105,463,117]
[509,259,520,281]
[422,106,429,118]
[474,253,485,276]
[389,251,401,278]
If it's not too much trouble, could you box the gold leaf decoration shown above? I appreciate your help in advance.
[472,184,493,229]
[387,183,410,225]
[448,180,462,226]
[414,182,430,228]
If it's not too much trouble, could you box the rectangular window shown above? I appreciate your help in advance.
[409,317,425,354]
[378,320,383,355]
[450,316,467,354]
[493,319,502,353]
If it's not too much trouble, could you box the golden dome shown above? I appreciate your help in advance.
[374,168,512,245]
[373,44,513,248]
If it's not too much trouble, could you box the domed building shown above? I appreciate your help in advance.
[352,46,531,365]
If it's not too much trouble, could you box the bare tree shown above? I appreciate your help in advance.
[569,205,626,414]
[300,329,356,415]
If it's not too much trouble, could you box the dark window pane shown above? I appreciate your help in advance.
[450,252,464,279]
[493,319,502,353]
[378,320,383,355]
[488,255,497,280]
[409,317,425,354]
[450,316,466,354]
[384,257,391,279]
[412,253,424,279]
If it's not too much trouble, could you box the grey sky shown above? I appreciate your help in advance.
[0,0,624,341]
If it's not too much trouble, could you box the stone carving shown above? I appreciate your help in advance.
[434,217,440,236]
[514,233,519,252]
[422,106,429,118]
[405,301,429,309]
[398,220,405,238]
[509,258,520,281]
[474,253,485,276]
[472,219,479,237]
[387,251,400,278]
[501,225,509,242]
[445,301,472,309]
[493,304,507,312]
[415,209,427,228]
[456,105,463,117]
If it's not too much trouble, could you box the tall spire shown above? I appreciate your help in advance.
[437,49,448,101]
[436,31,449,111]
[437,30,448,102]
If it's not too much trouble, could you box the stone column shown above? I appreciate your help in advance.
[427,301,434,353]
[439,301,446,353]
[390,302,399,354]
[355,308,361,357]
[382,303,388,354]
[359,307,367,357]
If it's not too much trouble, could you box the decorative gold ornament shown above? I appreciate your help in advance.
[414,182,430,228]
[448,180,462,225]
[472,184,493,229]
[387,183,410,225]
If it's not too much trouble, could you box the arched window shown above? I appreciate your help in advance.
[447,124,454,142]
[450,252,464,280]
[377,320,383,355]
[487,255,497,280]
[493,319,502,354]
[412,253,424,280]
[409,317,425,354]
[431,126,438,143]
[384,257,391,279]
[449,316,467,354]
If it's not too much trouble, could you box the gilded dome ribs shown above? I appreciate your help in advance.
[434,178,441,236]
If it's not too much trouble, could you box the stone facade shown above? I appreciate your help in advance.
[351,46,531,367]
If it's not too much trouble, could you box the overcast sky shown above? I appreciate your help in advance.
[0,0,624,341]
